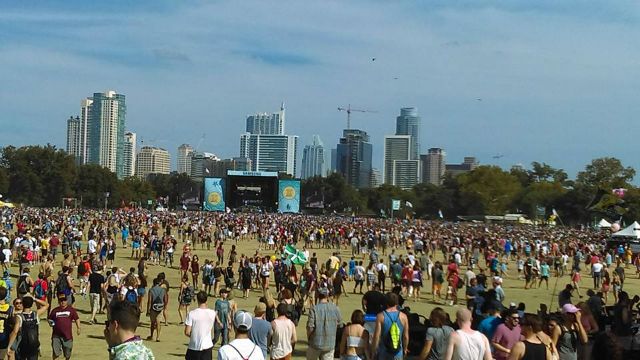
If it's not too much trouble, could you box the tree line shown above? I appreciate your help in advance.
[1,145,638,225]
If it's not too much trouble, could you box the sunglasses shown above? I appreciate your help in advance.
[510,317,520,321]
[13,301,22,305]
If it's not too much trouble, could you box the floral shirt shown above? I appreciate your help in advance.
[110,339,154,360]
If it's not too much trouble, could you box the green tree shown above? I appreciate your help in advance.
[576,157,635,191]
[75,164,119,208]
[457,166,522,215]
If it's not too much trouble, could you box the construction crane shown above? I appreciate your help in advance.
[337,104,377,129]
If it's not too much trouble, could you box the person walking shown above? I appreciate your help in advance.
[214,288,232,346]
[249,303,272,359]
[88,268,105,324]
[339,310,370,360]
[48,293,81,360]
[491,309,521,360]
[371,292,409,360]
[306,288,342,360]
[146,278,167,342]
[419,307,454,360]
[104,300,155,360]
[271,303,296,360]
[7,295,49,360]
[444,308,492,360]
[507,314,549,360]
[217,311,264,360]
[0,287,13,360]
[184,291,222,360]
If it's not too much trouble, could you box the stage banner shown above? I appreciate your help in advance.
[278,180,300,213]
[203,178,225,212]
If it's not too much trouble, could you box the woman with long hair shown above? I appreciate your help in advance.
[191,254,200,289]
[177,274,192,325]
[575,302,599,360]
[339,310,370,360]
[411,264,423,301]
[508,314,550,360]
[419,307,454,360]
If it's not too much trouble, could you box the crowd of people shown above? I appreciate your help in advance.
[0,207,638,360]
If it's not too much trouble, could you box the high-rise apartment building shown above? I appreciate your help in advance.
[190,152,220,181]
[245,103,285,135]
[395,107,420,160]
[66,116,82,165]
[240,134,298,176]
[239,103,298,176]
[383,135,420,189]
[86,90,127,178]
[445,157,478,177]
[177,144,194,175]
[135,146,170,179]
[421,148,446,185]
[336,129,373,189]
[79,98,92,164]
[301,135,326,179]
[123,132,136,178]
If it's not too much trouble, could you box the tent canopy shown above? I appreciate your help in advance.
[611,221,640,238]
[597,218,612,228]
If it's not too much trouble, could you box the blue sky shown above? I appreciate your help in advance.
[1,0,640,178]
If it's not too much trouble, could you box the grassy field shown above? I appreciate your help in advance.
[28,237,640,359]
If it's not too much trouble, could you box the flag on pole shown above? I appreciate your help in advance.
[284,244,308,265]
[438,209,444,219]
[406,201,413,208]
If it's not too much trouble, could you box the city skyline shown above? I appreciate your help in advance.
[3,1,640,179]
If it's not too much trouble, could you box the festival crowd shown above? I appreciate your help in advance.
[0,207,638,360]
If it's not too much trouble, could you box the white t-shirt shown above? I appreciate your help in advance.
[2,249,11,263]
[218,338,264,360]
[88,239,97,254]
[185,308,217,351]
[592,262,603,273]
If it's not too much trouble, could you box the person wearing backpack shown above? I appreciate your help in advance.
[145,277,167,342]
[17,267,34,299]
[217,311,264,360]
[7,295,49,360]
[371,292,409,360]
[55,266,75,305]
[178,275,194,325]
[48,293,80,360]
[33,273,49,303]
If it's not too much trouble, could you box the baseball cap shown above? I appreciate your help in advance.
[234,311,252,331]
[254,303,267,315]
[562,304,580,314]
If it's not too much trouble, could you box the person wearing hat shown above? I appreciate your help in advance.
[218,311,264,360]
[306,287,342,360]
[249,303,272,359]
[48,293,81,360]
[548,304,588,360]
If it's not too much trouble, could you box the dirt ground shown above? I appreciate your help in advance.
[27,236,640,359]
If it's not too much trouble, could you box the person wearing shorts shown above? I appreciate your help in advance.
[48,293,80,360]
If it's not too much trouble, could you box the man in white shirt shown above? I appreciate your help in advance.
[185,290,221,360]
[218,311,264,360]
[87,238,98,255]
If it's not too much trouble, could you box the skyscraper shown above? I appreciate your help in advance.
[87,90,127,178]
[177,144,194,174]
[190,152,220,181]
[135,146,170,179]
[239,103,298,176]
[383,135,420,189]
[395,107,420,160]
[66,116,82,165]
[421,148,446,185]
[123,132,136,178]
[336,129,372,189]
[79,98,92,164]
[301,135,326,179]
[245,103,285,135]
[240,134,298,176]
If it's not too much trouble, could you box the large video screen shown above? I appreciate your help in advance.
[227,175,278,212]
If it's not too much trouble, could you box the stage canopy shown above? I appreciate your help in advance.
[611,221,640,238]
[597,218,612,228]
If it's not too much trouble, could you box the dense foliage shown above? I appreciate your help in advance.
[1,145,638,225]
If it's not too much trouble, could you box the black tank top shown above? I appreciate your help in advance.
[522,340,547,360]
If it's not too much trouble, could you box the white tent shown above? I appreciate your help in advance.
[611,221,640,238]
[597,218,612,228]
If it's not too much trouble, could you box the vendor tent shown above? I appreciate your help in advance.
[597,219,612,228]
[611,221,640,238]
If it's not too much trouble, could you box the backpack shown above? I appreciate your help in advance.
[182,286,194,303]
[56,274,70,295]
[17,276,29,294]
[125,287,138,304]
[151,288,165,312]
[213,267,222,278]
[19,312,40,354]
[382,311,402,353]
[33,279,46,299]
